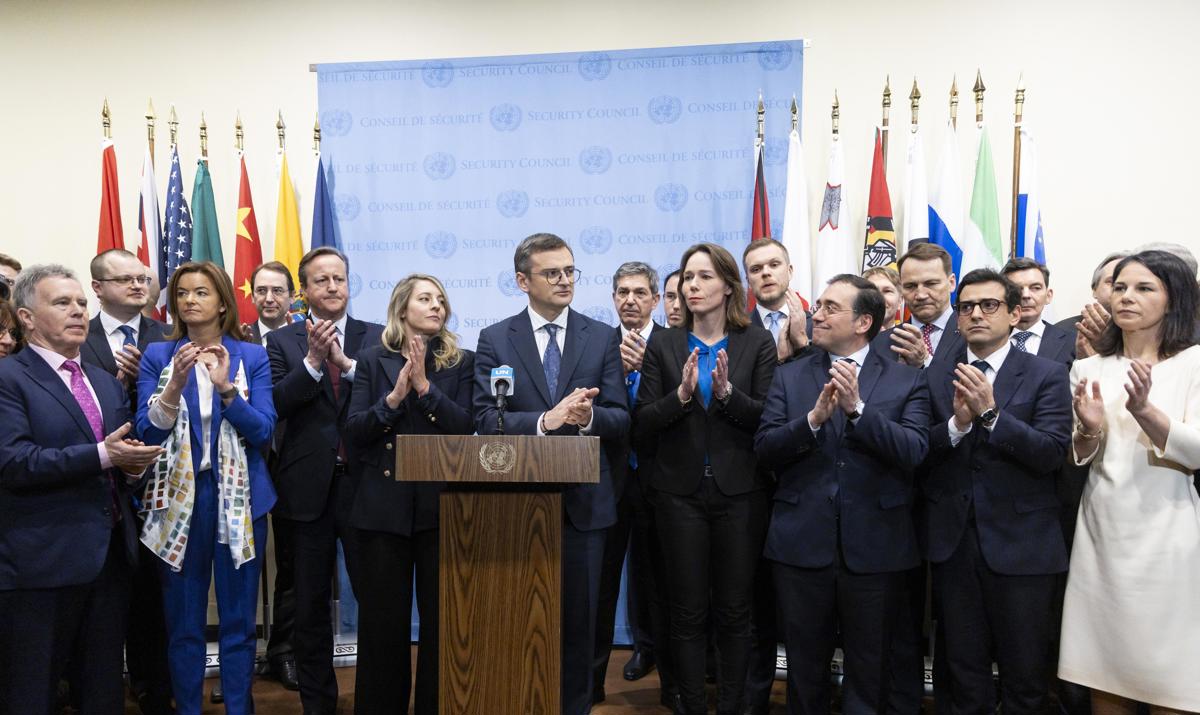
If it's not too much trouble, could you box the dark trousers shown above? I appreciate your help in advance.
[657,477,767,715]
[354,528,439,715]
[774,555,902,715]
[627,471,673,693]
[125,540,173,703]
[0,527,130,715]
[160,472,268,715]
[267,513,296,661]
[933,524,1058,715]
[593,483,633,691]
[743,552,779,712]
[563,522,605,715]
[886,564,928,715]
[278,469,363,715]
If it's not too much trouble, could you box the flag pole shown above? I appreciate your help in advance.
[313,113,321,157]
[101,98,112,140]
[832,91,840,140]
[973,70,986,127]
[755,91,765,150]
[790,94,799,134]
[881,76,891,172]
[235,112,244,153]
[1010,75,1025,258]
[910,79,921,133]
[199,113,209,164]
[168,105,179,149]
[276,111,287,152]
[146,99,156,167]
[949,76,959,131]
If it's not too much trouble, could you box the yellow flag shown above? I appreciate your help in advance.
[274,152,304,285]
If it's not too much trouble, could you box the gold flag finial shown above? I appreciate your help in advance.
[313,112,322,154]
[1014,72,1026,125]
[950,75,960,130]
[882,75,892,126]
[146,98,157,158]
[168,104,179,146]
[790,94,798,133]
[101,98,112,139]
[756,90,765,145]
[832,90,840,139]
[235,112,244,152]
[199,112,208,161]
[909,78,921,131]
[973,69,986,125]
[276,110,286,151]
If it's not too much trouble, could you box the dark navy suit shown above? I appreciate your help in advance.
[346,341,475,715]
[137,336,277,715]
[756,348,930,715]
[474,307,629,715]
[0,347,139,715]
[1033,319,1075,367]
[922,346,1070,714]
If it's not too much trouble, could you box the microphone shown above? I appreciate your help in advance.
[490,365,515,434]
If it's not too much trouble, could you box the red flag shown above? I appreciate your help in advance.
[232,156,264,322]
[97,140,124,254]
[751,144,772,240]
[861,128,897,271]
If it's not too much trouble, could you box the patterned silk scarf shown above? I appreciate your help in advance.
[140,359,255,572]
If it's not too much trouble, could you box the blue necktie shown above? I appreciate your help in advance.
[1012,331,1032,352]
[971,359,991,374]
[117,325,136,348]
[766,311,784,343]
[542,323,561,397]
[626,370,640,469]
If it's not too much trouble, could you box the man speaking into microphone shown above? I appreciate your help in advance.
[474,233,629,715]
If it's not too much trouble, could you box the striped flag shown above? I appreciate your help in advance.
[136,146,164,318]
[751,142,772,239]
[97,139,124,254]
[903,126,929,251]
[779,126,812,304]
[963,127,1004,272]
[161,145,193,322]
[861,128,896,270]
[1015,127,1046,263]
[928,121,965,281]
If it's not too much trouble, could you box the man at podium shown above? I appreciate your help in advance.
[474,232,630,715]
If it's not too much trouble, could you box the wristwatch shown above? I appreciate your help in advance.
[219,385,239,400]
[846,400,865,420]
[979,407,999,428]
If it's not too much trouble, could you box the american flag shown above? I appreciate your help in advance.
[161,146,193,304]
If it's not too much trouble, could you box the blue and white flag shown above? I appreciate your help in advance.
[162,145,193,314]
[928,121,965,280]
[903,126,929,251]
[1015,126,1046,264]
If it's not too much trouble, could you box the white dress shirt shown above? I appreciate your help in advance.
[1010,319,1046,355]
[99,310,141,357]
[528,308,592,435]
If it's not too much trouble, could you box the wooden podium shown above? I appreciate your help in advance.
[394,434,600,715]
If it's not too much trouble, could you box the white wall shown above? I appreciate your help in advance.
[2,0,1195,316]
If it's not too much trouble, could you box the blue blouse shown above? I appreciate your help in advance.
[687,332,730,409]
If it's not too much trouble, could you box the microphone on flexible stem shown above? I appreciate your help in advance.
[489,365,515,434]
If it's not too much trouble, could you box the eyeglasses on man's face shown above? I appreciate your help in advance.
[955,299,1005,316]
[254,286,290,298]
[97,275,153,287]
[530,267,582,285]
[811,301,853,317]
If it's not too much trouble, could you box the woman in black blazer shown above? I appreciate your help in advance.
[635,243,777,715]
[345,273,475,715]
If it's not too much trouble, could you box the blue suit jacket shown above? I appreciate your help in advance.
[474,307,630,532]
[136,336,277,520]
[921,347,1071,575]
[0,348,140,589]
[755,348,930,573]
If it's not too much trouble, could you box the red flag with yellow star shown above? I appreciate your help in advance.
[232,155,263,322]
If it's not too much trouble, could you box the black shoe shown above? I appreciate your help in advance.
[210,681,223,704]
[668,691,690,715]
[136,690,176,715]
[270,654,300,691]
[741,707,769,715]
[622,649,656,681]
[592,684,606,704]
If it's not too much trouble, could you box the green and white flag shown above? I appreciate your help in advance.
[963,127,1004,272]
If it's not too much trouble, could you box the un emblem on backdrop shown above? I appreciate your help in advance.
[764,137,789,166]
[498,271,522,297]
[424,231,457,259]
[647,95,683,125]
[577,52,612,81]
[489,103,523,132]
[758,42,793,71]
[446,313,459,334]
[578,146,612,175]
[655,183,689,212]
[423,152,457,181]
[579,226,612,255]
[319,110,353,137]
[348,273,363,300]
[657,263,678,283]
[584,306,616,326]
[496,190,530,218]
[334,194,360,222]
[422,61,454,88]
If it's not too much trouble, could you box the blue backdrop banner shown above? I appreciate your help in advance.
[317,40,805,346]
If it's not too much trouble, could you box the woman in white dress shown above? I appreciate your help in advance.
[1059,250,1200,714]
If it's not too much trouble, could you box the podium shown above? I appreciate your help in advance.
[394,434,600,715]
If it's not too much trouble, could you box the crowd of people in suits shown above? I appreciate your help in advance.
[0,233,1197,715]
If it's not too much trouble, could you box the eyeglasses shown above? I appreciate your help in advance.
[97,275,153,287]
[0,276,14,287]
[955,299,1005,316]
[811,302,853,317]
[254,286,290,298]
[530,267,582,285]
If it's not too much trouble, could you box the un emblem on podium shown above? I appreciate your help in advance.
[479,442,517,474]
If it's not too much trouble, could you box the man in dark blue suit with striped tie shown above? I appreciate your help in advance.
[474,233,629,715]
